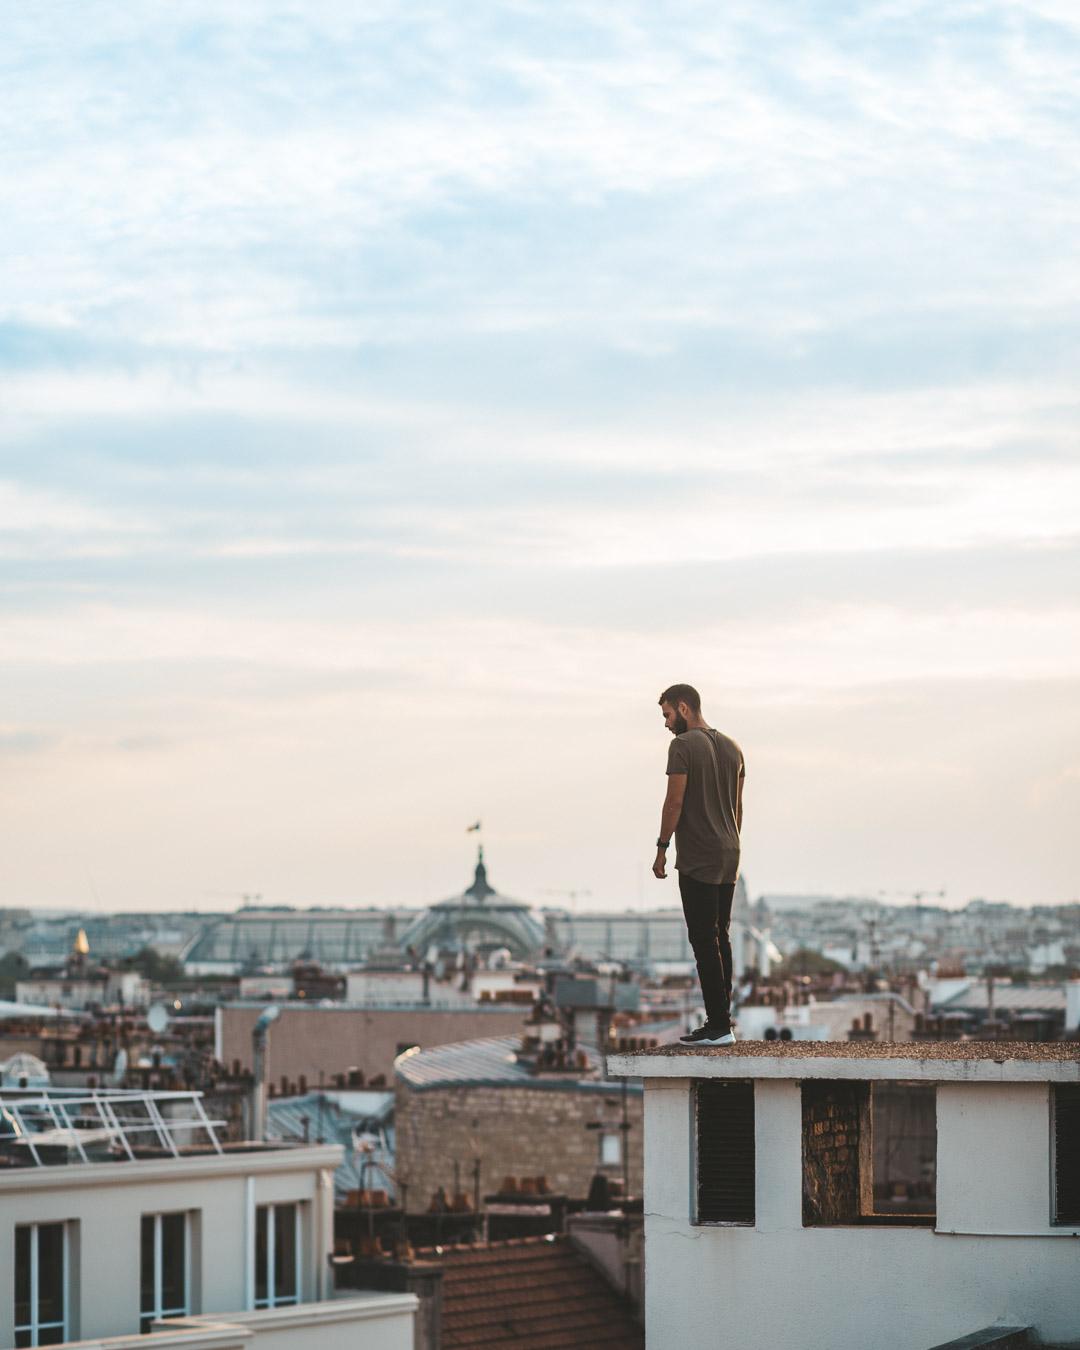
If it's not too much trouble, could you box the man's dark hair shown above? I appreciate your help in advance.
[658,684,701,713]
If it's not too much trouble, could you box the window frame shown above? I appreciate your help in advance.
[253,1203,302,1310]
[140,1212,191,1332]
[14,1222,69,1348]
[801,1079,937,1228]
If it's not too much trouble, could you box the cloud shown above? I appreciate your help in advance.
[3,0,1080,356]
[1,2,1079,906]
[0,729,58,756]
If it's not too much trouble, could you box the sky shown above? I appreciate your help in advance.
[1,1,1079,913]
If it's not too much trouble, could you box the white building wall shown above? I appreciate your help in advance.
[643,1078,1080,1350]
[937,1083,1053,1234]
[8,1296,418,1350]
[0,1149,340,1346]
[158,1299,416,1350]
[1066,980,1080,1033]
[13,974,150,1011]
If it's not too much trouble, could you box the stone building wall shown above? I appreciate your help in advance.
[394,1080,643,1209]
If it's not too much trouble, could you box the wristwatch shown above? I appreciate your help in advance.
[656,838,670,849]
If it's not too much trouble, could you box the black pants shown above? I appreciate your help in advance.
[678,873,735,1029]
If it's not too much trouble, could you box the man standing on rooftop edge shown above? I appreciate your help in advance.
[654,684,745,1046]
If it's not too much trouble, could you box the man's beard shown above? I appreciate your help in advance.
[673,714,688,735]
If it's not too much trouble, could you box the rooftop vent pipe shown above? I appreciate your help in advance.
[251,1004,281,1143]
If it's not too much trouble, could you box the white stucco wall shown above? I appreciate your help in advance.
[8,1295,418,1350]
[643,1079,1080,1350]
[0,1146,340,1347]
[936,1083,1057,1234]
[158,1298,416,1350]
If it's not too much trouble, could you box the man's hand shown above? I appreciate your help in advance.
[655,773,685,879]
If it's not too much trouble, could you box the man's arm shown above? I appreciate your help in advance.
[737,772,744,834]
[653,773,686,878]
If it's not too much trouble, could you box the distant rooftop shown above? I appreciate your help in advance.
[934,982,1068,1013]
[0,999,81,1020]
[396,1034,638,1095]
[267,1089,394,1201]
[607,1038,1080,1084]
[226,998,526,1014]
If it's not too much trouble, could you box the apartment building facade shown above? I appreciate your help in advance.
[0,1087,414,1350]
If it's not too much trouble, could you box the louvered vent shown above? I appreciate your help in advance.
[695,1080,755,1225]
[1054,1084,1080,1224]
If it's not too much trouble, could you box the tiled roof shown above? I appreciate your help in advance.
[395,1035,640,1095]
[420,1235,644,1350]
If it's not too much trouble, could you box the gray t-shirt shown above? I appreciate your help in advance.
[666,727,745,884]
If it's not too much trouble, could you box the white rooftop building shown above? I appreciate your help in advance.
[608,1040,1080,1350]
[0,1085,414,1350]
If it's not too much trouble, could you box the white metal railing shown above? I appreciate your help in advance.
[0,1087,226,1165]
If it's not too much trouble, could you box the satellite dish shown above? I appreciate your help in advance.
[147,1003,170,1034]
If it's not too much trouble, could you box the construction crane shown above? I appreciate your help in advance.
[202,891,265,911]
[543,889,592,915]
[876,887,947,906]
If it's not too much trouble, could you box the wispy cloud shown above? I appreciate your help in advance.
[1,2,1078,907]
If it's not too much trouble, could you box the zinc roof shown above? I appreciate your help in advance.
[266,1090,395,1200]
[935,982,1067,1013]
[395,1035,638,1095]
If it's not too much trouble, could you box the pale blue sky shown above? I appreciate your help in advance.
[2,1,1078,910]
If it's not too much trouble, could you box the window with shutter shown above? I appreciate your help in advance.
[694,1080,755,1225]
[1053,1084,1080,1225]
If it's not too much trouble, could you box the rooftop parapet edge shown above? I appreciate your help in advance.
[605,1039,1080,1083]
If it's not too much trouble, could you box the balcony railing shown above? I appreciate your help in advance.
[0,1086,226,1165]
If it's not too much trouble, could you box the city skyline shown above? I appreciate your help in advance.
[2,3,1079,911]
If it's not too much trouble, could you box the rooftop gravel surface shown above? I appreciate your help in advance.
[620,1039,1080,1061]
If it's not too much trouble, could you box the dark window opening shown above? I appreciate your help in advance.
[1053,1084,1080,1225]
[254,1206,268,1307]
[694,1080,755,1225]
[273,1205,297,1304]
[14,1222,66,1348]
[254,1203,299,1308]
[140,1212,188,1332]
[802,1080,936,1226]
